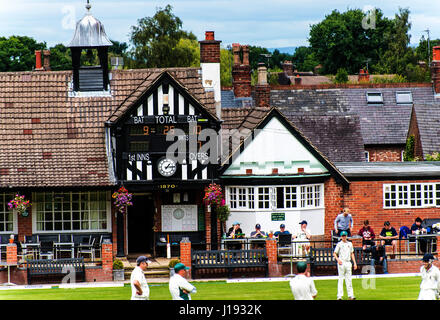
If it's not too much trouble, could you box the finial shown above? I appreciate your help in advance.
[86,0,91,11]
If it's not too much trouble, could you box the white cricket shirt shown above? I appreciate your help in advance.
[169,273,197,300]
[334,241,354,262]
[420,264,440,291]
[289,274,317,300]
[130,266,150,300]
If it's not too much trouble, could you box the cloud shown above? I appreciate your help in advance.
[0,0,439,49]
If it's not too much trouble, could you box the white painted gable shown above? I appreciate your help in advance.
[223,117,328,176]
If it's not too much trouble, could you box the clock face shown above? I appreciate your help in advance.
[158,158,177,177]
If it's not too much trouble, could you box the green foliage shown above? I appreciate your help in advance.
[425,152,440,161]
[168,259,180,268]
[215,205,231,222]
[48,43,72,71]
[404,135,416,161]
[0,36,46,71]
[334,68,349,83]
[309,8,393,74]
[371,74,407,83]
[220,47,233,86]
[292,46,319,72]
[112,259,124,270]
[129,5,197,68]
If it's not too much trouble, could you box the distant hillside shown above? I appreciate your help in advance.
[268,46,297,55]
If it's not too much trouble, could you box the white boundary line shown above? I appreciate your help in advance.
[0,282,126,291]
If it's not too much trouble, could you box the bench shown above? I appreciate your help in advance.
[191,249,268,279]
[309,247,371,276]
[26,258,85,285]
[155,231,206,256]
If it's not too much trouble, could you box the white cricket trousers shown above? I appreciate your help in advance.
[418,289,437,300]
[337,261,354,299]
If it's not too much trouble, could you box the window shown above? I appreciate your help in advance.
[366,92,383,104]
[0,193,15,234]
[226,184,323,210]
[396,91,413,104]
[258,187,271,209]
[34,191,109,232]
[384,183,440,208]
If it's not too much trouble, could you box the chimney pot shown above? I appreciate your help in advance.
[205,31,215,41]
[43,50,51,71]
[433,46,440,61]
[242,45,250,66]
[35,50,43,71]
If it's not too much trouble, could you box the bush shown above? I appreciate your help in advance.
[168,259,180,268]
[334,68,348,84]
[113,259,124,270]
[215,205,231,222]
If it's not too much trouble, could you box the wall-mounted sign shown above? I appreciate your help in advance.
[162,205,198,232]
[271,212,285,221]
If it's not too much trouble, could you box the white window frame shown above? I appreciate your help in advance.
[226,184,324,211]
[366,92,383,104]
[384,183,440,209]
[396,91,413,104]
[32,191,111,233]
[0,193,18,235]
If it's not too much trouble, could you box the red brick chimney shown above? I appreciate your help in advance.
[232,43,252,98]
[358,69,370,82]
[432,46,440,94]
[199,31,221,63]
[255,63,270,108]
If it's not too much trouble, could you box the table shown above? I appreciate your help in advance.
[54,242,75,259]
[407,233,438,254]
[221,238,247,250]
[0,263,17,286]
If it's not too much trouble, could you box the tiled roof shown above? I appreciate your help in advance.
[0,67,215,188]
[412,103,440,157]
[221,90,254,108]
[340,86,436,145]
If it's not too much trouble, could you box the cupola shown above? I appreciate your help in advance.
[68,1,112,92]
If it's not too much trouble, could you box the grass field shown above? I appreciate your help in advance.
[0,276,422,300]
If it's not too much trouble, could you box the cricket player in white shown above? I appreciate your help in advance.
[418,253,440,300]
[290,261,317,300]
[169,263,197,300]
[333,231,357,300]
[130,256,151,300]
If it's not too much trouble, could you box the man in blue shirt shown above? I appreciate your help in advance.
[334,207,354,237]
[274,224,291,238]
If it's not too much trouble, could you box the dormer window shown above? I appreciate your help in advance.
[396,91,413,104]
[366,92,383,104]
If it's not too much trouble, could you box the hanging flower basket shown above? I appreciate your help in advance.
[112,186,133,214]
[8,194,31,217]
[203,183,224,207]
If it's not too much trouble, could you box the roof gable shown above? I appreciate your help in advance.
[108,71,219,125]
[221,108,349,186]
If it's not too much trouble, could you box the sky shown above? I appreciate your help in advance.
[1,0,440,50]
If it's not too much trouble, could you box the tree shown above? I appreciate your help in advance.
[308,8,393,74]
[48,43,71,71]
[220,46,233,86]
[292,46,319,72]
[0,36,46,71]
[129,5,197,68]
[334,68,349,83]
[373,8,417,75]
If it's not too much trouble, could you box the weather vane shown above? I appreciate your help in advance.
[86,0,91,11]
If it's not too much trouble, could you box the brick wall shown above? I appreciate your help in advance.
[324,178,345,240]
[365,146,403,162]
[17,208,33,242]
[330,179,440,239]
[255,85,270,108]
[407,108,423,159]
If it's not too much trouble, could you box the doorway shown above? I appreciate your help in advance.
[127,194,155,254]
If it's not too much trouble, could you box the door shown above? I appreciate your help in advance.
[127,194,155,253]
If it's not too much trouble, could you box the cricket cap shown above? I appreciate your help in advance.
[233,221,240,226]
[136,256,152,265]
[174,262,190,272]
[255,224,261,229]
[340,231,348,237]
[422,253,434,262]
[280,224,286,228]
[299,220,308,225]
[296,261,307,273]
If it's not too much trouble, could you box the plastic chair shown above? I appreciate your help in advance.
[399,226,411,253]
[277,234,293,257]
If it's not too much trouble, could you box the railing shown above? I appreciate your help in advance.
[204,236,438,261]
